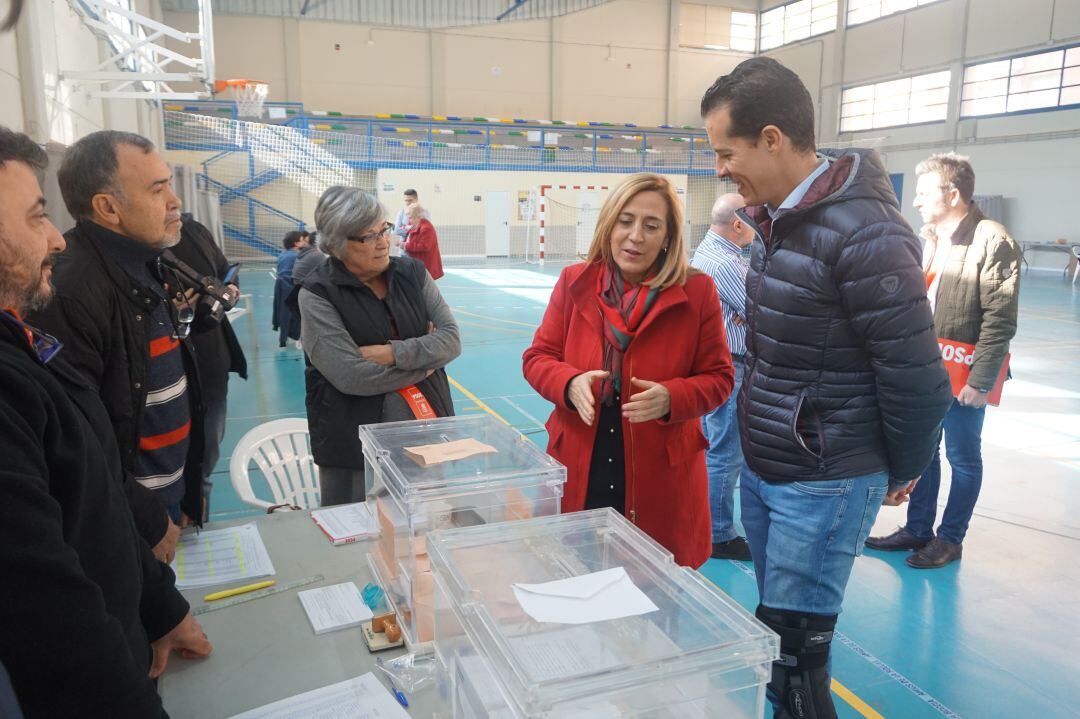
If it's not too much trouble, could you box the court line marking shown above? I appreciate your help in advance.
[832,681,885,719]
[502,396,546,428]
[725,561,962,719]
[453,308,540,328]
[447,375,512,426]
[457,320,536,335]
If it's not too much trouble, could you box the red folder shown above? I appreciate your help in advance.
[938,338,1010,406]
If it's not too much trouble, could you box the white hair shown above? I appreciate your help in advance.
[313,186,385,257]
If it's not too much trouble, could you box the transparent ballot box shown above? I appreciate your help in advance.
[428,508,779,719]
[359,415,567,649]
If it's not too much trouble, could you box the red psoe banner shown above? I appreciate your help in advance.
[938,338,1010,407]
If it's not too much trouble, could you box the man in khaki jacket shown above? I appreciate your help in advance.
[867,153,1020,568]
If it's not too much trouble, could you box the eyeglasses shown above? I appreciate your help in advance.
[347,222,394,244]
[172,304,193,340]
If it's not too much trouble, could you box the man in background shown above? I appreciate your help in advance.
[690,192,755,561]
[273,229,307,347]
[394,188,433,258]
[170,214,248,519]
[867,153,1020,569]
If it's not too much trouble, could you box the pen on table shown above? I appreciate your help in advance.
[376,657,408,708]
[203,580,276,602]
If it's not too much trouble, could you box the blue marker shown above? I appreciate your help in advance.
[376,657,408,708]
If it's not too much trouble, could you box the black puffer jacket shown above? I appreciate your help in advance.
[737,149,953,484]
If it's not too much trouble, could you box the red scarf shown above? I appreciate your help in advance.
[595,263,660,406]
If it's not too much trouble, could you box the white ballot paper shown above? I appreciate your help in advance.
[298,582,374,634]
[171,523,275,589]
[228,673,409,719]
[512,567,659,625]
[310,502,378,545]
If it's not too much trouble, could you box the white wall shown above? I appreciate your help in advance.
[164,0,753,127]
[0,23,23,130]
[4,0,165,145]
[762,0,1080,269]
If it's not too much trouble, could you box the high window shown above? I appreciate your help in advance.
[840,70,952,131]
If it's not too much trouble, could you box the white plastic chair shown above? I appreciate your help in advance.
[230,418,320,512]
[1072,245,1080,285]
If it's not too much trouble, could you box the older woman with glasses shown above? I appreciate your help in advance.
[523,173,734,568]
[298,186,461,505]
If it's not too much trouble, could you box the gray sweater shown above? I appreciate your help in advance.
[298,270,461,421]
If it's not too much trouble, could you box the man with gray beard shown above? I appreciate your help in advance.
[30,131,208,563]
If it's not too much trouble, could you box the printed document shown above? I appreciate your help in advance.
[171,523,275,589]
[228,673,409,719]
[311,503,378,545]
[298,582,374,634]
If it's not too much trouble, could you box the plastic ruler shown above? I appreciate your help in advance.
[192,574,325,615]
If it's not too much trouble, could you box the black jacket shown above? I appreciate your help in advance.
[0,312,188,718]
[738,149,953,483]
[170,215,248,405]
[29,221,207,540]
[301,256,454,469]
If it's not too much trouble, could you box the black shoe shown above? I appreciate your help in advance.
[711,536,752,560]
[865,527,932,552]
[906,538,962,569]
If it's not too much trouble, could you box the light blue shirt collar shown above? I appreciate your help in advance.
[704,228,743,255]
[767,157,830,220]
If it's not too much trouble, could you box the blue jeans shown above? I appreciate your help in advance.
[741,465,889,615]
[702,361,744,543]
[905,399,986,544]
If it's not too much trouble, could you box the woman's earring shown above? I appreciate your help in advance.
[662,245,669,254]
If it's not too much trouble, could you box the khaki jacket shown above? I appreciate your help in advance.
[932,205,1021,390]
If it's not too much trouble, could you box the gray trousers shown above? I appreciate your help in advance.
[318,466,366,506]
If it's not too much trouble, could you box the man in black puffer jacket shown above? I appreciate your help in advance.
[701,58,952,719]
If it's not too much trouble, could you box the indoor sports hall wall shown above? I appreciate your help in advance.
[163,111,732,263]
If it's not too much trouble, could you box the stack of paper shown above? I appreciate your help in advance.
[170,523,276,589]
[310,502,378,545]
[403,437,498,467]
[298,582,374,635]
[228,673,409,719]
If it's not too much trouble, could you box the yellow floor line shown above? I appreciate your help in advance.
[832,679,886,719]
[453,308,539,328]
[447,375,511,426]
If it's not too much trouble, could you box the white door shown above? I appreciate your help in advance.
[484,191,510,257]
[576,191,600,257]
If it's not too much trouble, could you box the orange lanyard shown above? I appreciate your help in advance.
[397,385,437,420]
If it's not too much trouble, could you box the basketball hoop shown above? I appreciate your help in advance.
[215,79,269,118]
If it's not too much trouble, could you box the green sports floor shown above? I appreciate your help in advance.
[210,262,1080,719]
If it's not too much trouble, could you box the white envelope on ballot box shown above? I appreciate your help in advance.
[512,567,659,625]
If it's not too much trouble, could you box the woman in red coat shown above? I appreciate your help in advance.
[402,205,444,280]
[523,173,734,568]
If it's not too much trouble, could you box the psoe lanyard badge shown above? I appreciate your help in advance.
[397,384,437,420]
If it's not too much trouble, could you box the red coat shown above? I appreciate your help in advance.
[523,262,734,567]
[404,218,444,280]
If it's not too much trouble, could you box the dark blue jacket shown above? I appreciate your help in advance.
[738,149,953,484]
